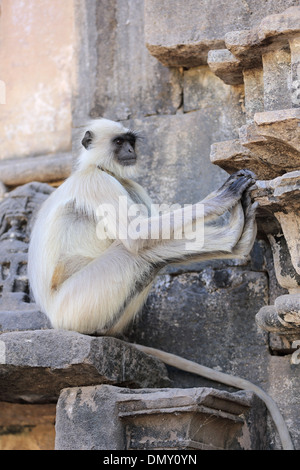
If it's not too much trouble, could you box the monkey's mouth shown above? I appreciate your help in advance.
[119,157,137,166]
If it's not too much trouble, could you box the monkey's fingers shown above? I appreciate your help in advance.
[245,200,259,219]
[220,175,256,202]
[226,169,257,184]
[219,169,256,195]
[236,169,257,180]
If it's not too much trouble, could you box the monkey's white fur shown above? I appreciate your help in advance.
[28,118,257,336]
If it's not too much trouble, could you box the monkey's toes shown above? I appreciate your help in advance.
[242,197,259,218]
[241,183,258,205]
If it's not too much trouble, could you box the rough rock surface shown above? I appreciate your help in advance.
[55,384,268,450]
[1,0,300,451]
[124,258,269,388]
[0,182,53,315]
[0,330,169,403]
[144,0,299,67]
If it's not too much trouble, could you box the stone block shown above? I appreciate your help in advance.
[144,0,299,67]
[238,122,297,172]
[254,170,300,213]
[262,48,292,111]
[243,68,265,122]
[253,108,300,154]
[0,153,73,188]
[224,30,263,68]
[0,310,51,334]
[210,109,300,179]
[55,384,268,450]
[0,330,169,403]
[210,139,279,180]
[207,49,244,85]
[258,6,300,41]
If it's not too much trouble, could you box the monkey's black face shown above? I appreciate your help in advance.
[112,132,137,166]
[81,128,138,168]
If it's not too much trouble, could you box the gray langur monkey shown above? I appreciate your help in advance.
[28,118,257,336]
[27,119,293,449]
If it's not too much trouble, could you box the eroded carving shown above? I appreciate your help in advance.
[0,182,53,331]
[209,6,300,350]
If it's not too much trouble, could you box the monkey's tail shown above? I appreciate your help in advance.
[134,344,294,451]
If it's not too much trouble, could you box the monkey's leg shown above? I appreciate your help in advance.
[203,184,258,261]
[138,209,246,267]
[140,185,258,266]
[48,242,154,335]
[227,187,258,258]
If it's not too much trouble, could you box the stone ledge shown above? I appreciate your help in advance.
[146,40,224,68]
[210,139,279,180]
[0,330,170,403]
[225,6,300,63]
[207,7,300,85]
[210,109,300,179]
[55,384,268,450]
[0,310,51,333]
[256,303,300,352]
[0,153,73,188]
[207,49,244,85]
[144,1,298,68]
[253,170,300,212]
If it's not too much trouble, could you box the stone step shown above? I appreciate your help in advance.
[0,330,170,403]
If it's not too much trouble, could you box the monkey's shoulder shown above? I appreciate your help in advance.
[120,178,153,210]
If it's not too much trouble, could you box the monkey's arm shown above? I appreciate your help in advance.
[82,169,255,257]
[121,170,255,255]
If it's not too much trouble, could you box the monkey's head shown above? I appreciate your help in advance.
[78,118,140,178]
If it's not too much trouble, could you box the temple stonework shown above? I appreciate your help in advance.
[0,0,299,450]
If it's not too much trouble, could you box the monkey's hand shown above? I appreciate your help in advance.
[218,169,257,202]
[200,169,257,221]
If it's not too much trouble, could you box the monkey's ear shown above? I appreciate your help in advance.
[81,130,94,150]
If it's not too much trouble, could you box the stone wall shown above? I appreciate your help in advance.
[0,0,75,160]
[0,0,299,450]
[71,0,299,448]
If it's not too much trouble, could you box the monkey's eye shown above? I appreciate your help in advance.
[114,138,124,146]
